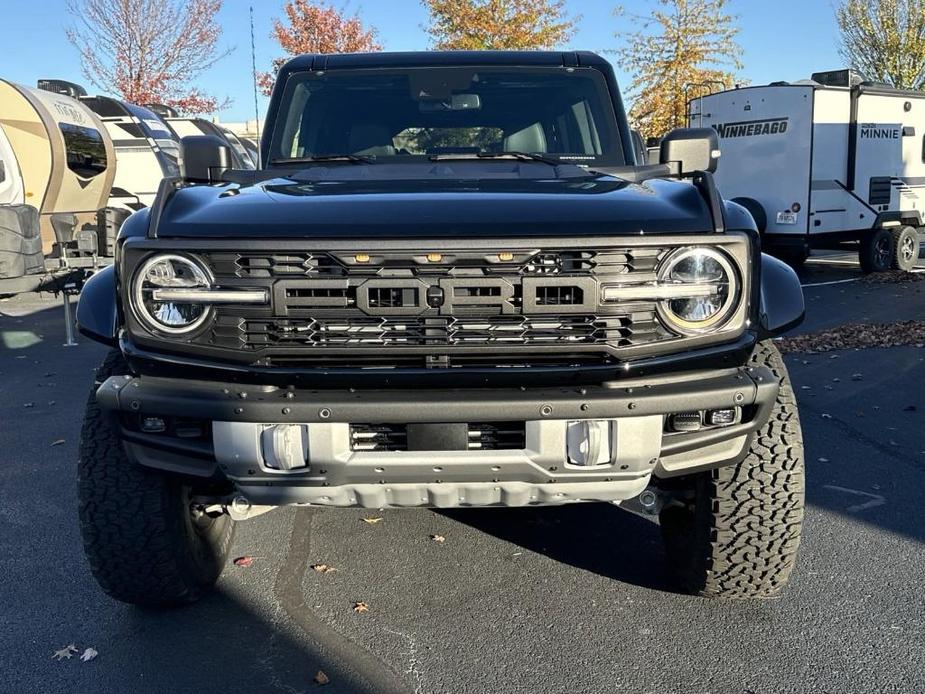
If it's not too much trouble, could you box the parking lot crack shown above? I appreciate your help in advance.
[274,508,410,694]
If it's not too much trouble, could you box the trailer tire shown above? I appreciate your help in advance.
[731,197,767,232]
[78,350,235,607]
[859,228,894,273]
[773,246,809,269]
[659,340,805,598]
[890,226,920,272]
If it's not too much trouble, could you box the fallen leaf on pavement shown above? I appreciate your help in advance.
[23,402,34,408]
[51,439,65,447]
[353,601,369,614]
[430,534,446,543]
[80,647,98,662]
[310,563,336,574]
[53,645,78,661]
[821,414,832,420]
[361,516,382,524]
[313,670,330,685]
[233,556,255,567]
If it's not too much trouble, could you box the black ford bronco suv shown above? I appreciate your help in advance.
[75,51,806,606]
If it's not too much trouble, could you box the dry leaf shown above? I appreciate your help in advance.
[430,534,446,544]
[80,647,98,662]
[361,516,382,524]
[233,556,255,567]
[23,402,34,408]
[352,601,369,614]
[51,439,65,447]
[313,670,330,685]
[821,414,832,420]
[53,644,78,661]
[311,563,336,574]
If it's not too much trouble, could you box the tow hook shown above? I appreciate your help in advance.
[227,495,277,521]
[190,495,276,521]
[638,488,663,515]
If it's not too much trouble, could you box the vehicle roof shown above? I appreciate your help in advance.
[282,50,611,73]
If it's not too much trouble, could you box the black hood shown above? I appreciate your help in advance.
[153,162,714,239]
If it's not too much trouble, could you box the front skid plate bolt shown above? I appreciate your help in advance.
[282,407,291,415]
[319,408,332,419]
[734,391,745,404]
[540,404,553,416]
[129,400,140,411]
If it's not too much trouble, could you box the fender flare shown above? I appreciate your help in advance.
[76,264,119,346]
[758,253,805,338]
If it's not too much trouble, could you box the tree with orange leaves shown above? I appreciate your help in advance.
[615,0,742,139]
[259,1,382,96]
[422,0,576,50]
[65,0,232,115]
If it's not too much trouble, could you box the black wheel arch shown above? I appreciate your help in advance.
[757,253,805,338]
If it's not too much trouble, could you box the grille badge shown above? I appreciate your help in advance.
[426,285,445,308]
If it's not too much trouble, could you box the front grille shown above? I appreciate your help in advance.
[350,422,526,451]
[221,313,665,348]
[196,244,682,366]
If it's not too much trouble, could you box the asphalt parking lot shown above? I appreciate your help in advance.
[1,251,923,694]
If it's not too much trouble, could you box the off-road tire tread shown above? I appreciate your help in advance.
[77,350,234,606]
[661,341,805,598]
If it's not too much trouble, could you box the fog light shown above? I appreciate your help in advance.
[141,416,166,433]
[566,420,613,467]
[261,424,309,471]
[708,408,737,426]
[669,412,701,432]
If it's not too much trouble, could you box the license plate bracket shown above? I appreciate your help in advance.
[406,423,469,451]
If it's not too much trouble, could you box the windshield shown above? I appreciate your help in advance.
[269,66,623,166]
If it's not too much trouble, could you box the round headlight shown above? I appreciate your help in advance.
[132,254,212,334]
[658,248,738,334]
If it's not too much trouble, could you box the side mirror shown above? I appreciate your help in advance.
[180,135,233,183]
[659,127,720,177]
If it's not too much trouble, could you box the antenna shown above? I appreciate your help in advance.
[250,5,261,167]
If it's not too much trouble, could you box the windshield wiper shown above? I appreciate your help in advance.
[429,151,564,166]
[269,154,376,165]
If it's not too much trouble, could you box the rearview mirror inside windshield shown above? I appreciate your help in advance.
[418,93,482,113]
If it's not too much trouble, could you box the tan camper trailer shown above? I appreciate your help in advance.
[0,79,115,253]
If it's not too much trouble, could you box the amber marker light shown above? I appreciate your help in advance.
[426,253,443,262]
[355,253,370,263]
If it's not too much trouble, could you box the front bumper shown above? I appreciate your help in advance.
[97,365,778,508]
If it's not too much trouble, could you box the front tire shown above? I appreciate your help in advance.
[78,351,235,606]
[659,341,805,598]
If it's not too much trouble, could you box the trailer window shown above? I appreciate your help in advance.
[59,123,107,178]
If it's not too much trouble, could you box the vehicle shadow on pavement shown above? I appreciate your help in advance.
[441,503,676,593]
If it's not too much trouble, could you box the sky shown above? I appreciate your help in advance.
[1,0,844,122]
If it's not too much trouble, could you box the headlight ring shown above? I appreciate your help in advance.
[132,253,213,335]
[656,247,739,335]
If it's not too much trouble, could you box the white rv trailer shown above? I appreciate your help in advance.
[165,117,257,169]
[689,69,924,271]
[76,94,181,210]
